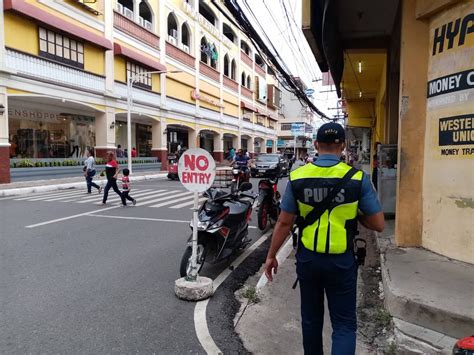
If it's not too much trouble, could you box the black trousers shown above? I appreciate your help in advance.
[102,179,122,203]
[121,191,134,205]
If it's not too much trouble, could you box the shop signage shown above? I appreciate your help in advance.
[432,12,474,56]
[266,140,273,147]
[427,69,474,98]
[291,123,305,136]
[438,114,474,156]
[191,90,225,108]
[178,148,216,192]
[8,108,58,122]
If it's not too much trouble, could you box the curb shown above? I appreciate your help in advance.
[0,173,167,197]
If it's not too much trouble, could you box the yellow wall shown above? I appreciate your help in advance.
[152,73,161,93]
[346,101,374,128]
[224,102,239,117]
[84,43,105,75]
[421,0,474,264]
[223,91,239,105]
[200,80,220,98]
[167,79,195,104]
[114,56,126,82]
[4,13,38,55]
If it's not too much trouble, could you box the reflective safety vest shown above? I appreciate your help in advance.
[290,162,363,254]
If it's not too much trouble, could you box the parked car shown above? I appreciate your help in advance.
[251,154,289,178]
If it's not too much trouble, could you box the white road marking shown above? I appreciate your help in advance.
[16,190,83,201]
[25,205,121,229]
[7,189,76,200]
[170,197,207,209]
[194,229,273,354]
[256,234,294,290]
[93,190,176,205]
[90,215,190,224]
[75,189,152,203]
[139,191,192,207]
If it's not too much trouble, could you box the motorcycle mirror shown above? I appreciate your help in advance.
[239,182,253,192]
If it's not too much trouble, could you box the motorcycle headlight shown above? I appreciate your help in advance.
[232,169,240,174]
[197,221,210,230]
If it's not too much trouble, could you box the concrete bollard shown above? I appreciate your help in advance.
[174,276,214,301]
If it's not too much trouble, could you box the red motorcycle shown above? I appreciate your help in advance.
[230,164,250,193]
[256,177,280,231]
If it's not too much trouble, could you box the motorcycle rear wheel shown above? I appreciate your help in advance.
[258,201,269,231]
[179,244,207,278]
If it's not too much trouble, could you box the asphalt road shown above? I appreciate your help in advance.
[10,163,162,182]
[0,177,288,353]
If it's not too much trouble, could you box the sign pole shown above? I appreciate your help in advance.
[188,191,199,281]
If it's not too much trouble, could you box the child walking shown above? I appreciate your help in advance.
[121,168,136,206]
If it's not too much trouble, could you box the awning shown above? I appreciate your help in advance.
[240,101,258,113]
[114,43,166,72]
[4,0,112,50]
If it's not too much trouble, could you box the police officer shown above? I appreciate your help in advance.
[264,122,384,355]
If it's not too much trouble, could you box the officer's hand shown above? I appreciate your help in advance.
[264,257,278,282]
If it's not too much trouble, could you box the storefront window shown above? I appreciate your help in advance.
[8,108,95,159]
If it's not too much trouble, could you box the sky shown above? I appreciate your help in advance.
[236,0,340,127]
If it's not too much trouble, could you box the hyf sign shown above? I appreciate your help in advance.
[178,148,216,192]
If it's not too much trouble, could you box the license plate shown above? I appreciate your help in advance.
[259,170,265,173]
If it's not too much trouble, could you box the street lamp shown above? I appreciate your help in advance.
[126,69,182,173]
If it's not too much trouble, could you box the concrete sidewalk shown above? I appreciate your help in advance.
[0,171,167,197]
[234,249,375,354]
[377,222,473,353]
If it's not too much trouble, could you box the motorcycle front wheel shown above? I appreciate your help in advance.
[179,243,207,278]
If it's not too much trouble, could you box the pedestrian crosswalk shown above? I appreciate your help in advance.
[8,188,208,210]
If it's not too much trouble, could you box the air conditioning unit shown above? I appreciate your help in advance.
[168,35,177,45]
[123,7,133,19]
[116,2,123,12]
[181,44,190,53]
[171,29,178,38]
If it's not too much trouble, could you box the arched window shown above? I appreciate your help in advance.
[223,23,236,43]
[246,75,251,89]
[200,37,209,64]
[199,1,216,26]
[118,0,133,11]
[241,71,246,86]
[181,23,190,49]
[167,13,178,39]
[139,1,152,23]
[255,53,265,69]
[223,54,229,77]
[241,40,250,56]
[231,59,236,80]
[210,43,218,69]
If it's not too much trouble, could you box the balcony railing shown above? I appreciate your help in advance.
[223,76,239,91]
[5,49,105,93]
[200,62,220,82]
[113,11,159,49]
[114,81,161,104]
[241,85,253,99]
[255,64,266,77]
[240,51,253,68]
[166,42,195,68]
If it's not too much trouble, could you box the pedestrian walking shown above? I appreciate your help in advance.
[131,147,137,158]
[116,144,124,158]
[120,168,136,206]
[102,151,122,205]
[264,123,385,355]
[83,150,101,194]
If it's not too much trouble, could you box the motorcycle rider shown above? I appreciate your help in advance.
[231,149,250,172]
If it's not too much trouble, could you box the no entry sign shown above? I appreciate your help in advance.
[178,148,216,192]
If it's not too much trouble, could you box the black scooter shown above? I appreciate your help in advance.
[256,177,280,231]
[179,182,256,277]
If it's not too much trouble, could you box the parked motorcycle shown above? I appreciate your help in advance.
[230,164,250,193]
[179,182,256,278]
[256,177,281,231]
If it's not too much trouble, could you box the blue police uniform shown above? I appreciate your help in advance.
[280,154,381,354]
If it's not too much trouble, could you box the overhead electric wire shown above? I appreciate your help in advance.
[222,0,333,120]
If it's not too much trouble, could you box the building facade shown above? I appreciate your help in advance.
[0,0,280,183]
[277,86,315,159]
[303,0,473,264]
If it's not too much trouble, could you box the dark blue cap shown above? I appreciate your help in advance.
[316,122,345,143]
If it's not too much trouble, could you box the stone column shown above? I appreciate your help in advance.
[212,132,224,162]
[94,108,116,159]
[188,129,198,149]
[395,0,429,247]
[236,134,242,150]
[0,89,10,183]
[151,119,168,170]
[248,136,255,158]
[273,139,278,153]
